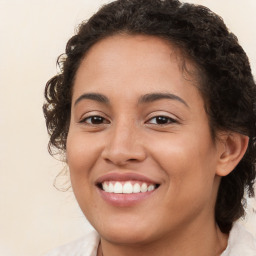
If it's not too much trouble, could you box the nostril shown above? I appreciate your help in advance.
[103,157,139,166]
[129,158,138,162]
[101,140,147,165]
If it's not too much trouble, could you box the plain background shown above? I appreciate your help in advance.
[0,0,255,255]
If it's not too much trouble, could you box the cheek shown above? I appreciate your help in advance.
[148,130,217,194]
[67,131,99,167]
[66,132,102,187]
[66,132,102,213]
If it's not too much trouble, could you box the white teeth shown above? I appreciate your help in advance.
[147,185,155,191]
[101,181,157,194]
[123,182,133,193]
[109,182,114,193]
[102,182,109,192]
[133,183,141,193]
[114,182,122,193]
[140,183,148,193]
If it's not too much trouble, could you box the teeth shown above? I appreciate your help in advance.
[140,183,148,193]
[123,182,133,194]
[114,182,122,193]
[102,182,109,192]
[133,183,141,193]
[101,181,157,194]
[147,185,155,191]
[109,182,114,193]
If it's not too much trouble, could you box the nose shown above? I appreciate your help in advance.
[101,121,147,166]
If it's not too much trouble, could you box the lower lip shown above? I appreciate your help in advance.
[97,187,157,207]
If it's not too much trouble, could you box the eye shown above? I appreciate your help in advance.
[80,115,110,125]
[147,116,177,125]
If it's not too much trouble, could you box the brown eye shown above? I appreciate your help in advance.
[82,116,109,125]
[148,116,176,125]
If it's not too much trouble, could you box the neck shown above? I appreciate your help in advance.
[97,220,228,256]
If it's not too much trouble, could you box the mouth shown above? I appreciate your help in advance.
[95,172,161,206]
[97,181,160,194]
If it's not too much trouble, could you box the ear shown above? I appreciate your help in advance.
[216,132,249,177]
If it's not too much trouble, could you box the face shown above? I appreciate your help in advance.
[67,35,223,245]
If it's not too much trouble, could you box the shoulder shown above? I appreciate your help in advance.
[44,230,100,256]
[221,222,256,256]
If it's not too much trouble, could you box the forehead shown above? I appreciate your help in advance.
[79,34,196,75]
[73,34,202,104]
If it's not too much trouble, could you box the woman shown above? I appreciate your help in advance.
[43,0,256,255]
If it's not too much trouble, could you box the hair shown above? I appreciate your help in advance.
[43,0,256,233]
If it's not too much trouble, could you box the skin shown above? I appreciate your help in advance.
[66,35,248,256]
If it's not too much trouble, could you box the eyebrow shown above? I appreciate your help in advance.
[138,92,189,108]
[74,92,189,108]
[74,93,109,106]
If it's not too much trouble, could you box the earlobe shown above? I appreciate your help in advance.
[216,132,249,177]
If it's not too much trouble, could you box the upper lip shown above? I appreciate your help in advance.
[95,172,160,185]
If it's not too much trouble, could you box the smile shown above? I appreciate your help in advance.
[96,172,160,206]
[100,181,158,194]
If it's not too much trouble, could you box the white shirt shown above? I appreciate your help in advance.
[45,231,100,256]
[45,222,256,256]
[221,222,256,255]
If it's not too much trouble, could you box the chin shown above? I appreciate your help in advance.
[93,218,157,245]
[100,228,154,245]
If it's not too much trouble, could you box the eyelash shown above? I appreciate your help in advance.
[80,115,110,125]
[80,115,177,126]
[146,116,177,125]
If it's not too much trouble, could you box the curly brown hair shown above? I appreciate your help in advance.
[43,0,256,233]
